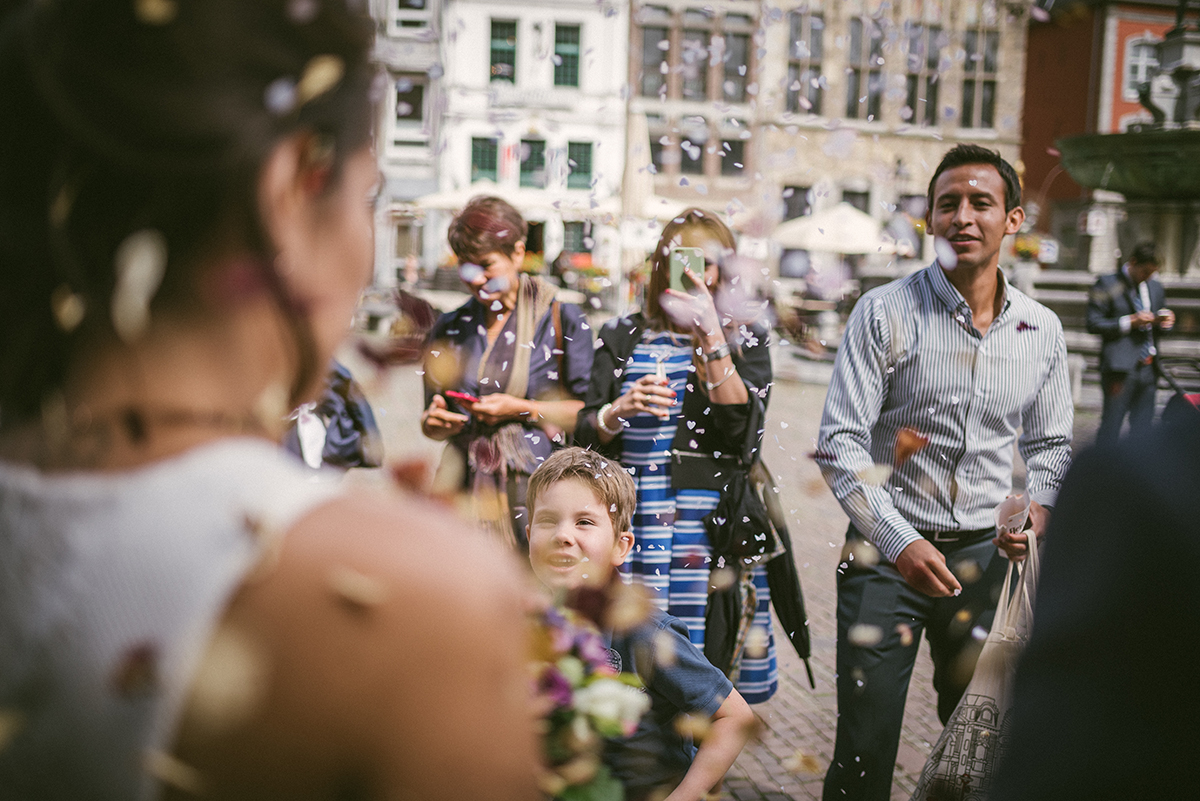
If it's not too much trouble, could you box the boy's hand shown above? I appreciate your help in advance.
[664,689,755,801]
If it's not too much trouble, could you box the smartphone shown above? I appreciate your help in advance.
[444,390,480,405]
[668,247,705,292]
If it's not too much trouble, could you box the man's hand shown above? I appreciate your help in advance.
[420,395,468,441]
[994,500,1049,561]
[1130,309,1156,330]
[1156,308,1176,331]
[895,539,962,597]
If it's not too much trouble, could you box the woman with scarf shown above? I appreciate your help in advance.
[421,197,593,548]
[575,209,780,704]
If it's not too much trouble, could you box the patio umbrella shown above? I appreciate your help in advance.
[772,201,898,255]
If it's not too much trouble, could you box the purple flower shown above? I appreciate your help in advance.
[574,628,611,670]
[538,665,574,709]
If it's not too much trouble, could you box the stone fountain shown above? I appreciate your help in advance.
[1057,0,1200,276]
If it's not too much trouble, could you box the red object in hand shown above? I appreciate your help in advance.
[445,390,481,404]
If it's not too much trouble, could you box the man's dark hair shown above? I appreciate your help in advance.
[926,144,1022,213]
[1130,241,1160,266]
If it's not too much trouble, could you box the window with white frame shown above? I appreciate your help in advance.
[566,142,593,189]
[961,2,999,129]
[635,7,756,105]
[394,75,425,127]
[787,10,823,115]
[471,137,499,182]
[554,24,581,87]
[1124,37,1159,100]
[490,20,517,83]
[904,23,943,126]
[846,16,884,121]
[390,0,431,33]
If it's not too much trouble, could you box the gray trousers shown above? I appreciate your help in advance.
[822,525,1007,801]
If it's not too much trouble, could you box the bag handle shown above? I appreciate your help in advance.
[998,530,1039,639]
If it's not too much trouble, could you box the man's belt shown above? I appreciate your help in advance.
[916,527,995,544]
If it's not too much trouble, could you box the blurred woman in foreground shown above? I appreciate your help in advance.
[0,2,537,799]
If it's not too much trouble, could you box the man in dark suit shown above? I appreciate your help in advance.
[1086,241,1175,444]
[991,404,1200,800]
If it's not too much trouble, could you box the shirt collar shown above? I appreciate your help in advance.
[926,260,1012,325]
[1121,262,1143,288]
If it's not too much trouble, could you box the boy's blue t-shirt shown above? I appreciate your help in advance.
[605,607,733,795]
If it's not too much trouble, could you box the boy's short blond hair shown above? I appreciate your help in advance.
[527,447,636,534]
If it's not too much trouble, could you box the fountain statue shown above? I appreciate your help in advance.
[1057,0,1200,275]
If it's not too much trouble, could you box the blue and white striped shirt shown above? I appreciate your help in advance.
[816,262,1074,563]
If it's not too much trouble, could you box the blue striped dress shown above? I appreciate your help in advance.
[619,331,778,704]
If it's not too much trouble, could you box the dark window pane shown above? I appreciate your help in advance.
[843,190,869,213]
[681,29,709,100]
[867,70,883,119]
[964,29,978,74]
[928,26,943,70]
[640,26,668,97]
[907,24,923,72]
[471,137,498,182]
[395,80,424,122]
[650,139,665,172]
[554,25,581,87]
[723,33,748,102]
[398,0,425,9]
[849,18,862,66]
[905,74,918,121]
[680,137,704,174]
[924,75,939,126]
[984,31,999,73]
[563,221,587,252]
[981,80,995,128]
[962,80,976,127]
[846,69,861,118]
[720,139,744,176]
[789,12,805,58]
[810,14,824,62]
[783,185,811,220]
[566,141,592,189]
[490,20,516,82]
[519,139,546,187]
[868,20,883,64]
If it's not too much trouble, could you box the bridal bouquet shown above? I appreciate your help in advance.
[531,605,650,801]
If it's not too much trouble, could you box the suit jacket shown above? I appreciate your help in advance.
[1085,269,1168,373]
[991,412,1200,800]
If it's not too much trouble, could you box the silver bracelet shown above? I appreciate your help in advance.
[596,402,623,436]
[703,342,732,363]
[705,367,737,392]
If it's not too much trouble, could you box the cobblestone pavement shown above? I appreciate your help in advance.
[340,341,1102,801]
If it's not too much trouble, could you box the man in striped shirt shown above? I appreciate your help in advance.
[816,144,1073,801]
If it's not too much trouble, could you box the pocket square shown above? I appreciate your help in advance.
[1016,320,1038,332]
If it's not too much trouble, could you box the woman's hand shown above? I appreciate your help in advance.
[612,375,676,422]
[421,395,469,441]
[660,265,723,339]
[465,392,533,426]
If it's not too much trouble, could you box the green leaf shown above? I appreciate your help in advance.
[557,765,624,801]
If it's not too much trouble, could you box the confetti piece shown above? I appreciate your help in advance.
[185,626,268,735]
[0,709,26,753]
[286,0,319,23]
[144,751,205,795]
[111,642,159,698]
[858,464,892,486]
[328,565,389,609]
[708,566,737,592]
[606,581,655,633]
[954,558,982,584]
[848,623,883,647]
[745,625,769,658]
[894,427,930,466]
[674,713,712,741]
[264,77,298,115]
[134,0,177,25]
[111,229,167,342]
[51,284,86,332]
[783,749,823,775]
[848,540,880,567]
[653,629,678,667]
[296,55,345,105]
[897,623,914,647]
[933,237,958,269]
[252,382,289,438]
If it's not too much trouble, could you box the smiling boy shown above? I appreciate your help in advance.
[815,144,1073,800]
[527,447,755,801]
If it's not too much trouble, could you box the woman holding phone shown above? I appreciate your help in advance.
[575,208,778,703]
[421,196,593,548]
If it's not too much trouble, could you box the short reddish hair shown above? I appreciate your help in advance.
[447,196,527,264]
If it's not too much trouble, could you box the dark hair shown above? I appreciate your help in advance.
[446,196,528,265]
[527,447,637,535]
[1130,241,1160,266]
[0,0,375,427]
[645,207,736,327]
[926,144,1022,213]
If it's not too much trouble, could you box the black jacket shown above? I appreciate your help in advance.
[575,313,772,490]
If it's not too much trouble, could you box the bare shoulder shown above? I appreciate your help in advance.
[168,488,538,801]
